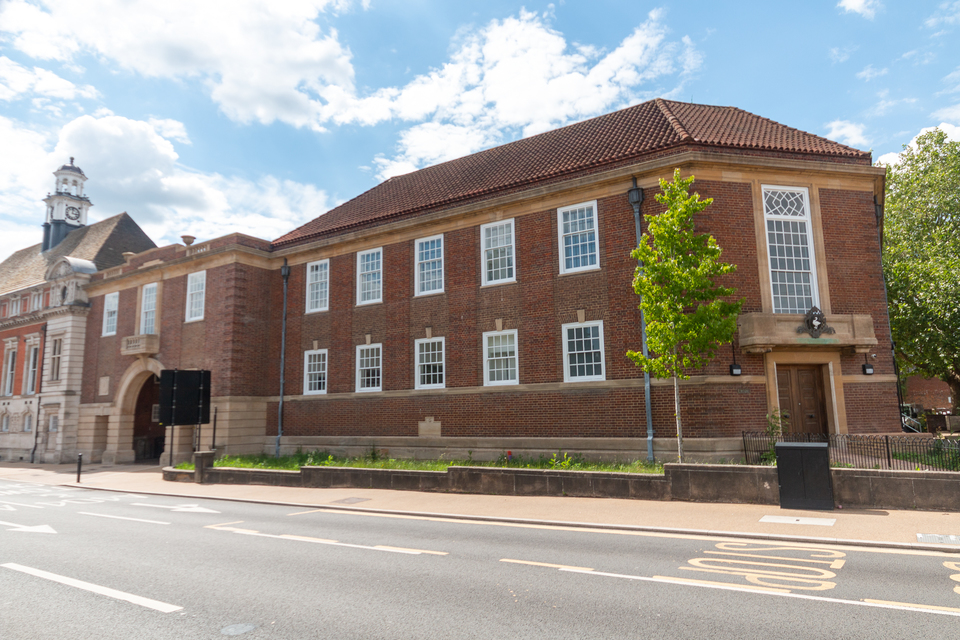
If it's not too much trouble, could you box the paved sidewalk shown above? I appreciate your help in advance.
[1,461,959,551]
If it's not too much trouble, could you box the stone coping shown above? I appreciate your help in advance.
[165,460,960,511]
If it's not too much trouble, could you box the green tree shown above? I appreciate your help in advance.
[883,129,960,415]
[628,169,744,462]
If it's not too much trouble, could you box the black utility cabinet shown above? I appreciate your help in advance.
[775,441,834,510]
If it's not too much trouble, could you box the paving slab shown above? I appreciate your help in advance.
[1,461,959,551]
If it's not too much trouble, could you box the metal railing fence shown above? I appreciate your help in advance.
[741,431,960,472]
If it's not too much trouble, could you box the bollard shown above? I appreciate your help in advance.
[76,453,82,483]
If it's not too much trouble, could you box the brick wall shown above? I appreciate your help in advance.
[905,375,954,412]
[843,382,901,433]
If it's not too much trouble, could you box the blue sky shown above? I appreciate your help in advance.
[1,0,958,259]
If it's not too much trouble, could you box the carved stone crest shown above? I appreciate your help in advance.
[796,306,836,339]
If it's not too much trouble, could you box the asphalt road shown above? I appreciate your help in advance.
[1,479,959,639]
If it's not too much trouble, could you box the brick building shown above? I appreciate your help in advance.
[79,99,898,465]
[0,160,155,462]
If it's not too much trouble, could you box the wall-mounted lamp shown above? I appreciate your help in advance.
[862,353,874,375]
[628,177,644,216]
[730,339,741,376]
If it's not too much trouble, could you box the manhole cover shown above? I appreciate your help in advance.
[917,533,960,544]
[330,497,370,505]
[221,623,257,635]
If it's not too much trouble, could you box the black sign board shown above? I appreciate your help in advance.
[158,369,211,426]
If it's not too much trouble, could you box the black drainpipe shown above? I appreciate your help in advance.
[874,195,905,424]
[30,323,48,464]
[276,259,291,458]
[628,178,655,461]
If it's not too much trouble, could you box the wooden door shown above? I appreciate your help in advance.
[776,365,828,434]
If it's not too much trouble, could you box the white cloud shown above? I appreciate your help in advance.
[868,90,917,116]
[829,46,857,63]
[0,56,98,101]
[147,118,191,145]
[825,120,869,147]
[0,0,359,131]
[368,10,700,178]
[925,1,960,27]
[0,113,332,260]
[933,103,960,121]
[856,65,888,81]
[877,122,960,165]
[941,67,960,94]
[837,0,882,19]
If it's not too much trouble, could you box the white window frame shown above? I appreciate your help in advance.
[355,344,382,392]
[557,200,600,275]
[305,259,330,313]
[186,271,206,321]
[25,345,39,394]
[481,219,517,286]
[31,292,41,312]
[23,414,32,433]
[482,329,519,387]
[3,349,16,396]
[303,348,328,395]
[10,297,20,316]
[356,248,383,306]
[414,337,445,390]
[415,234,444,296]
[561,320,606,382]
[49,414,59,432]
[140,283,157,334]
[102,292,118,336]
[1,415,9,432]
[762,185,820,314]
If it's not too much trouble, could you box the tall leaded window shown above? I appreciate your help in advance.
[483,330,518,386]
[415,338,445,389]
[303,349,328,395]
[481,219,516,285]
[763,186,819,314]
[416,235,444,295]
[25,345,39,394]
[140,283,157,334]
[50,338,62,381]
[3,349,16,396]
[186,271,206,321]
[356,344,382,392]
[558,201,599,274]
[102,292,118,336]
[357,248,382,305]
[562,321,605,382]
[306,260,329,312]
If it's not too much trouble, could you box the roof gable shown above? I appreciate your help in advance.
[0,213,156,296]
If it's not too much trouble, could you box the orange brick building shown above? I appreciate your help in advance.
[77,100,898,464]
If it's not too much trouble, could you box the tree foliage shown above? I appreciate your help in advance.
[628,169,743,462]
[883,129,960,413]
[627,169,743,379]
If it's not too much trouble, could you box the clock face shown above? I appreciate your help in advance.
[65,206,81,221]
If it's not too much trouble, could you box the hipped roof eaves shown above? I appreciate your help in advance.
[273,99,870,249]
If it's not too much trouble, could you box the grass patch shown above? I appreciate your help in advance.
[172,449,664,474]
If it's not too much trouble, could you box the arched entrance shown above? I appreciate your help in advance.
[133,374,164,461]
[101,357,164,465]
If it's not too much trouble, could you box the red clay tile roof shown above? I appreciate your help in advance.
[274,99,870,247]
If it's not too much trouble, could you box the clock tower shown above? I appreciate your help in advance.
[42,158,92,252]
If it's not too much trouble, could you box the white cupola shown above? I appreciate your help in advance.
[42,158,92,252]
